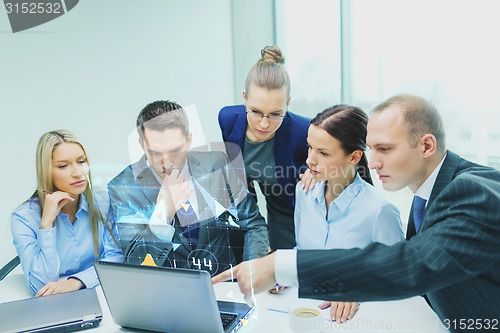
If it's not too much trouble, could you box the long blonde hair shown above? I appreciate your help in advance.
[35,130,116,257]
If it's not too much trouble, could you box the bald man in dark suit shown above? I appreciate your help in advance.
[214,94,500,331]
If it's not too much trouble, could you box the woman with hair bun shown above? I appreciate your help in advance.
[219,46,311,252]
[295,105,405,322]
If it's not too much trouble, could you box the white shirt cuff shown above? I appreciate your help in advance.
[274,249,298,287]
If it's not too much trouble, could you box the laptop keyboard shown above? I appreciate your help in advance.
[220,312,238,330]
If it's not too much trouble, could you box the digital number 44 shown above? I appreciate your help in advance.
[192,257,213,270]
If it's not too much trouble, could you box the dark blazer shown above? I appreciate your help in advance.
[218,105,310,210]
[107,150,269,276]
[296,151,500,327]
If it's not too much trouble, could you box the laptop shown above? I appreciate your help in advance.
[94,261,253,333]
[0,288,102,333]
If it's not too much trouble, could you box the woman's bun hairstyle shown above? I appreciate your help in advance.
[245,45,290,100]
[259,46,285,64]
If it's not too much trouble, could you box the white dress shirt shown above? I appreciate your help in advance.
[414,153,447,204]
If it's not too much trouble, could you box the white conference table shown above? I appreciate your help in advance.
[0,266,448,333]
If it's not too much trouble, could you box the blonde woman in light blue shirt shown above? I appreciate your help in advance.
[295,105,404,323]
[11,130,122,296]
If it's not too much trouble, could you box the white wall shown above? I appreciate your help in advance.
[231,0,276,102]
[0,0,237,266]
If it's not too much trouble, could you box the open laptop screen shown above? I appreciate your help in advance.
[94,261,251,333]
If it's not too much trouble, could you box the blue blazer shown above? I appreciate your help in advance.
[296,151,500,326]
[218,105,310,210]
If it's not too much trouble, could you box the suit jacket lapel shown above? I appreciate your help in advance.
[408,150,460,238]
[131,155,161,210]
[186,152,212,248]
[406,200,417,240]
[227,108,247,153]
[274,113,295,209]
[428,150,460,206]
[274,113,290,169]
[187,152,211,213]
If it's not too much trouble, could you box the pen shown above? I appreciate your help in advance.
[37,188,52,194]
[275,283,279,293]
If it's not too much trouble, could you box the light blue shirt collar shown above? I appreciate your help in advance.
[294,172,405,251]
[55,194,88,220]
[310,173,364,213]
[76,193,88,216]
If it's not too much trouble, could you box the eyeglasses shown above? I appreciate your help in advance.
[246,109,285,122]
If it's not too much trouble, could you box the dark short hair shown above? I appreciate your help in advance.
[311,105,373,185]
[372,94,446,152]
[136,100,189,140]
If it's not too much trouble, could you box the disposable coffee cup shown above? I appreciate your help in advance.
[289,302,323,333]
